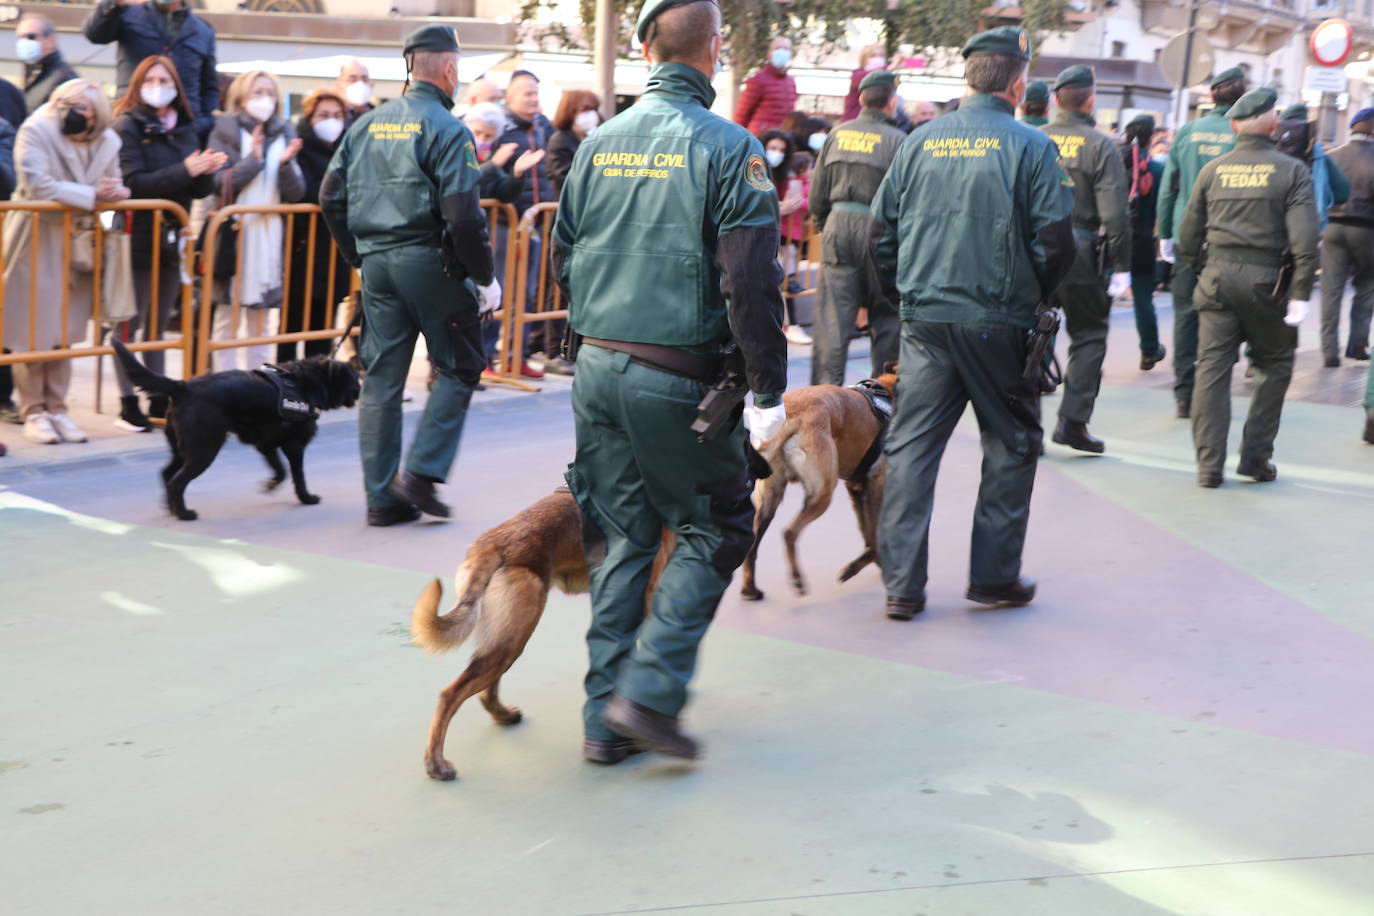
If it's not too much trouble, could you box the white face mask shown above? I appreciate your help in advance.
[1152,153,1168,164]
[770,48,792,70]
[140,85,177,110]
[866,57,886,71]
[344,81,371,108]
[765,149,785,169]
[313,117,344,144]
[15,38,42,65]
[245,95,277,123]
[807,132,825,152]
[574,109,600,135]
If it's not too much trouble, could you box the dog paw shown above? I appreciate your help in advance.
[262,477,285,492]
[175,509,199,521]
[425,758,456,781]
[740,586,764,601]
[490,706,523,726]
[298,493,322,505]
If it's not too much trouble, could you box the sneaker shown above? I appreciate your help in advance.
[114,396,152,433]
[0,400,20,425]
[480,367,501,381]
[543,356,575,376]
[23,412,60,444]
[520,360,545,379]
[784,325,813,345]
[48,412,88,443]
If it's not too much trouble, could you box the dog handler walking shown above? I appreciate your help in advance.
[870,26,1075,619]
[321,25,501,527]
[552,0,788,763]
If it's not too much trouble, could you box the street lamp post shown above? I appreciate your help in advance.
[594,0,616,120]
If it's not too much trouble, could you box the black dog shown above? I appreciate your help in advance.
[112,339,360,521]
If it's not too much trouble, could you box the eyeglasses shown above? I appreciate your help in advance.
[18,33,44,40]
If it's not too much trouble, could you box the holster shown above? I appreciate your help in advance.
[437,233,468,282]
[1272,249,1295,299]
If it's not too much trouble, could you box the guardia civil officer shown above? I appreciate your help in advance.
[552,0,788,762]
[320,26,501,526]
[1041,65,1131,453]
[808,68,905,385]
[1320,107,1374,368]
[1157,67,1247,418]
[870,27,1075,618]
[1020,80,1050,127]
[1177,87,1319,487]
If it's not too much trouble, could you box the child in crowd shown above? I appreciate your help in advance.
[779,150,813,345]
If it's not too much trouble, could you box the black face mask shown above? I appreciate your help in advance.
[60,107,89,136]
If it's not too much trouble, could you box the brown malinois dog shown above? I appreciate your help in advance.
[739,369,898,600]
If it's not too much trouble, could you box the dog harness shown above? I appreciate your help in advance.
[253,365,320,422]
[848,378,894,484]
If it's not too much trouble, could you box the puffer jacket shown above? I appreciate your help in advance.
[733,65,797,136]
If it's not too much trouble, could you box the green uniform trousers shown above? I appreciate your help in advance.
[357,246,484,510]
[566,344,755,741]
[878,321,1042,599]
[1319,221,1374,361]
[1191,258,1297,475]
[810,208,899,386]
[1053,236,1111,423]
[1366,359,1374,410]
[1171,261,1200,408]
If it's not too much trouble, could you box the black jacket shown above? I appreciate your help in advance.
[114,104,217,268]
[24,52,79,115]
[292,116,352,305]
[84,0,218,141]
[0,81,25,137]
[546,128,580,196]
[498,111,555,212]
[0,118,15,201]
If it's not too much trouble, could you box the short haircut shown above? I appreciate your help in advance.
[300,88,348,121]
[510,70,539,85]
[1021,100,1047,117]
[49,79,112,134]
[224,69,280,117]
[18,17,55,36]
[1234,111,1277,136]
[964,53,1025,94]
[112,55,195,123]
[552,89,601,131]
[859,83,896,110]
[465,102,506,134]
[1212,79,1247,107]
[410,50,456,81]
[647,0,720,65]
[1055,86,1092,111]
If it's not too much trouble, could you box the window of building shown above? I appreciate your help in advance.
[1111,40,1126,58]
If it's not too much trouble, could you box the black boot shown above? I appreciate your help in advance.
[1052,419,1105,454]
[603,695,699,760]
[967,578,1037,607]
[388,471,450,518]
[885,594,926,621]
[1236,458,1277,482]
[1364,409,1374,445]
[115,395,151,432]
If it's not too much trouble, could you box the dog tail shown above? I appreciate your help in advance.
[110,338,188,400]
[411,547,504,652]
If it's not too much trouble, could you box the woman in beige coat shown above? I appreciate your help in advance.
[3,79,129,444]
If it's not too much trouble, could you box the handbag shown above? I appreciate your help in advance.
[71,215,97,273]
[100,213,138,323]
[197,169,239,281]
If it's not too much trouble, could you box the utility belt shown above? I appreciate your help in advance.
[830,200,871,216]
[1205,246,1286,269]
[582,338,722,382]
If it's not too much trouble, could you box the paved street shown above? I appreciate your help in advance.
[3,297,1373,915]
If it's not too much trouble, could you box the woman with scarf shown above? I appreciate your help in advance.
[111,55,225,431]
[3,79,129,445]
[1120,114,1167,371]
[207,69,305,370]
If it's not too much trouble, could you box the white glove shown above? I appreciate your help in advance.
[1106,271,1131,299]
[1284,299,1310,327]
[477,280,501,316]
[1159,239,1176,264]
[742,400,786,449]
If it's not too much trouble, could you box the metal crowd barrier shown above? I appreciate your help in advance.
[492,201,563,384]
[0,199,194,373]
[784,217,822,301]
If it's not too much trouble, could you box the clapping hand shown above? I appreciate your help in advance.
[491,142,519,168]
[513,148,545,178]
[250,125,265,161]
[183,149,227,177]
[280,138,303,165]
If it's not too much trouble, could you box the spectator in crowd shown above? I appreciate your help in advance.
[779,150,813,344]
[909,100,937,129]
[3,79,129,446]
[500,70,567,375]
[84,0,218,143]
[333,59,374,121]
[1121,114,1167,371]
[0,111,14,440]
[843,45,886,122]
[466,101,542,378]
[803,115,832,150]
[465,77,503,110]
[779,109,808,151]
[207,69,305,371]
[278,88,352,364]
[547,90,601,196]
[110,55,225,432]
[733,36,797,136]
[1318,107,1374,367]
[16,17,78,115]
[0,67,25,131]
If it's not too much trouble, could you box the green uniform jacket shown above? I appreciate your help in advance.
[320,80,492,285]
[1021,114,1049,128]
[1156,103,1235,241]
[1042,109,1131,272]
[552,63,787,402]
[1177,134,1320,300]
[808,108,907,231]
[870,93,1076,327]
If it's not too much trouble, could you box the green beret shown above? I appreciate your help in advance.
[1023,80,1049,105]
[858,69,897,93]
[403,24,459,55]
[1210,66,1245,90]
[636,0,716,43]
[1228,86,1278,122]
[1279,103,1308,121]
[961,26,1031,62]
[1052,65,1094,92]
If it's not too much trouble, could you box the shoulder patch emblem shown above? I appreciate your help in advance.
[745,153,774,191]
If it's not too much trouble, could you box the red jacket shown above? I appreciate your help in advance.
[842,68,865,122]
[733,65,798,136]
